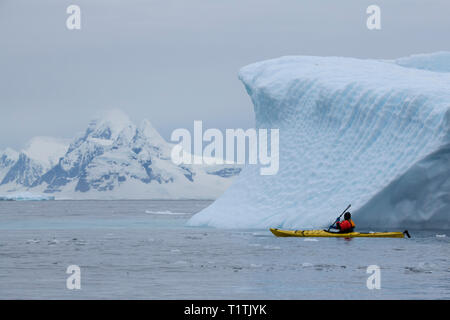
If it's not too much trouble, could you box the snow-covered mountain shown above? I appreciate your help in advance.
[0,137,69,190]
[0,110,241,199]
[1,153,45,188]
[0,148,19,182]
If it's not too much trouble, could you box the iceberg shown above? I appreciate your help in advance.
[0,192,55,201]
[189,53,450,230]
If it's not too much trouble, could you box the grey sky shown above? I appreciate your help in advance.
[1,0,449,150]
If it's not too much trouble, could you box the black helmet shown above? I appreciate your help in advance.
[344,212,351,220]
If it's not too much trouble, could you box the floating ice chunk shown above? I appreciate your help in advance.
[145,210,189,215]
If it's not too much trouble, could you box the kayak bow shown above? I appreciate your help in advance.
[270,228,410,238]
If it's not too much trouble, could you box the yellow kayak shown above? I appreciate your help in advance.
[270,228,409,238]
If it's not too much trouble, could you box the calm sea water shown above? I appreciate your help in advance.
[0,200,449,299]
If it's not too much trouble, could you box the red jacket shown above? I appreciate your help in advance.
[336,219,355,232]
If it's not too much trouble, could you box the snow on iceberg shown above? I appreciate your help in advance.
[395,51,450,73]
[0,192,55,201]
[189,53,450,230]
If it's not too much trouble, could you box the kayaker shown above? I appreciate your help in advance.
[333,212,355,233]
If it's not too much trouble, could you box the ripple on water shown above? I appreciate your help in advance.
[405,262,436,274]
[47,239,59,245]
[185,236,202,240]
[263,245,281,250]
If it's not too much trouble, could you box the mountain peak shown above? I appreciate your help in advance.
[22,136,70,169]
[101,109,132,125]
[87,109,134,141]
[138,119,166,144]
[1,148,19,161]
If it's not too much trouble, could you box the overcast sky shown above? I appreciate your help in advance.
[1,0,449,150]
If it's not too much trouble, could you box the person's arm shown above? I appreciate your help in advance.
[333,221,341,230]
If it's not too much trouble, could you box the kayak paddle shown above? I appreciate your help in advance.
[327,204,351,232]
